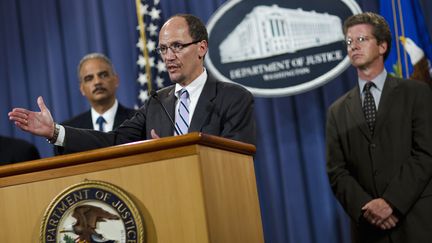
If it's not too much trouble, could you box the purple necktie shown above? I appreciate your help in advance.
[175,89,189,135]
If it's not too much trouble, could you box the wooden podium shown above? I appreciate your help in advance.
[0,133,264,243]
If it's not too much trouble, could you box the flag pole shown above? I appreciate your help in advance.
[135,0,153,93]
[397,0,410,79]
[391,0,403,77]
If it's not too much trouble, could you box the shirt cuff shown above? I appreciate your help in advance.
[54,125,65,146]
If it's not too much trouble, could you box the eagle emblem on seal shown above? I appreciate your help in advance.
[60,204,120,243]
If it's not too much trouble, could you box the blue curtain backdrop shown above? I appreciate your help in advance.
[0,1,431,243]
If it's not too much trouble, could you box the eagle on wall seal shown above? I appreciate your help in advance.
[40,180,145,243]
[60,204,120,243]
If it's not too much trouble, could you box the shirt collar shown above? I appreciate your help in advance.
[358,69,387,92]
[91,99,118,126]
[174,68,207,99]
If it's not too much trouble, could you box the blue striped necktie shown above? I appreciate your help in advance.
[175,89,189,135]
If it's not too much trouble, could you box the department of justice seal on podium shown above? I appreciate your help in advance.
[40,180,145,243]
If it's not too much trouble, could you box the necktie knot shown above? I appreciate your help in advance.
[180,89,189,99]
[364,82,375,92]
[96,116,106,132]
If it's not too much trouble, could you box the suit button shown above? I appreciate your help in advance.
[370,143,376,149]
[373,170,379,176]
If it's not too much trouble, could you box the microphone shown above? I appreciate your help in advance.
[150,90,181,136]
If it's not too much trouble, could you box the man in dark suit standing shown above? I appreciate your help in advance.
[0,135,40,165]
[63,53,136,132]
[326,12,432,242]
[53,53,135,155]
[9,14,255,153]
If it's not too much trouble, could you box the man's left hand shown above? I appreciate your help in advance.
[362,198,393,226]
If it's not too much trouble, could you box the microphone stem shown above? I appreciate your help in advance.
[150,91,181,136]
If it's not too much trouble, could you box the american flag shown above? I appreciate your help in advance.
[135,0,169,108]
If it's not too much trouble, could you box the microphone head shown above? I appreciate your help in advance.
[150,90,158,98]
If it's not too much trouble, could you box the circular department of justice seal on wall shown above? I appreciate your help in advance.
[206,0,362,97]
[40,180,145,243]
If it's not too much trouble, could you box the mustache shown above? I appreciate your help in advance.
[92,86,107,94]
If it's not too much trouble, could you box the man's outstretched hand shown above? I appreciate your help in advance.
[8,96,55,139]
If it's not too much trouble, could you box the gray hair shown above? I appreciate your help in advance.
[77,53,116,81]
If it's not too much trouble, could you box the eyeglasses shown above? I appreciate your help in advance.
[156,40,202,55]
[345,36,375,47]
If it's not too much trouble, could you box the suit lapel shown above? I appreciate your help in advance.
[189,76,217,132]
[113,104,125,128]
[159,87,177,136]
[83,111,93,129]
[374,75,398,135]
[346,86,372,140]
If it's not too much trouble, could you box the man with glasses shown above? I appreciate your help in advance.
[326,12,432,242]
[8,14,256,154]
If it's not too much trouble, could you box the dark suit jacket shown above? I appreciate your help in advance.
[0,136,40,165]
[326,75,432,243]
[55,103,136,155]
[59,75,256,153]
[61,103,136,129]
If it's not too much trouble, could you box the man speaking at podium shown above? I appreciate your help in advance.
[8,14,256,154]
